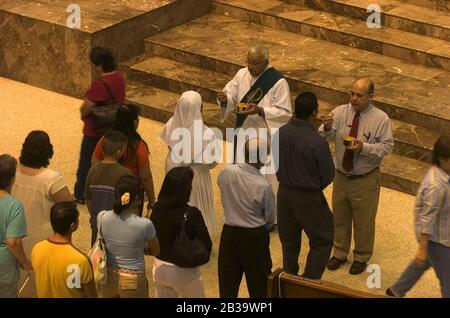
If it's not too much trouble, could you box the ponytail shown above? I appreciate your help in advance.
[113,175,140,215]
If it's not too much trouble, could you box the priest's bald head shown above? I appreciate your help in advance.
[247,45,270,77]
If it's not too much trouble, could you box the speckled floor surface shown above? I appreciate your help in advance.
[0,77,441,298]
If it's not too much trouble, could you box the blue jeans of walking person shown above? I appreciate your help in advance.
[74,135,101,201]
[390,241,450,298]
[428,241,450,298]
[389,259,431,297]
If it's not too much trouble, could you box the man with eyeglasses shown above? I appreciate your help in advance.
[217,45,292,229]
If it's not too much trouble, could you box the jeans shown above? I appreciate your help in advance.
[74,135,101,200]
[390,259,431,297]
[390,241,450,298]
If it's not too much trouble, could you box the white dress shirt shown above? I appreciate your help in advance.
[318,103,394,175]
[217,164,276,228]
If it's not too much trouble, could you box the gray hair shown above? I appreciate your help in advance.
[0,154,17,190]
[248,45,269,61]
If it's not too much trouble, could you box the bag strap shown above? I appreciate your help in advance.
[98,210,106,239]
[181,207,190,232]
[98,78,118,104]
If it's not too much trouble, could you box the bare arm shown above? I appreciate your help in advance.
[144,236,160,257]
[50,186,74,203]
[415,233,429,267]
[7,238,32,271]
[139,167,156,208]
[80,99,95,117]
[82,280,98,298]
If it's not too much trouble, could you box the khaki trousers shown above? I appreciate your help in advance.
[100,268,148,298]
[332,168,381,262]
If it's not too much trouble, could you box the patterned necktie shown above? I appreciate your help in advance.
[342,112,360,172]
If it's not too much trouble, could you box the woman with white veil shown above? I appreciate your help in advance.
[160,91,221,237]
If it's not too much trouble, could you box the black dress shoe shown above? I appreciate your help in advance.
[349,261,367,275]
[75,199,86,205]
[326,257,347,270]
[386,288,400,298]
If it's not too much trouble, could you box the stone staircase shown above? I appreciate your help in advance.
[120,0,450,196]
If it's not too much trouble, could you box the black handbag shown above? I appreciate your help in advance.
[171,208,210,268]
[90,78,121,135]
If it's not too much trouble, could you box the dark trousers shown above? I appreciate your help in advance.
[277,185,334,279]
[218,224,272,298]
[74,135,101,200]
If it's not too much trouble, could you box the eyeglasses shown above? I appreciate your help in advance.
[246,59,268,66]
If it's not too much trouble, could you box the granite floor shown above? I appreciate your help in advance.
[0,76,442,298]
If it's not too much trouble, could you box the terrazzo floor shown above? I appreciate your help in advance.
[0,76,441,298]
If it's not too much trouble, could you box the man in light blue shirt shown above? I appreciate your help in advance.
[217,138,276,298]
[318,78,394,275]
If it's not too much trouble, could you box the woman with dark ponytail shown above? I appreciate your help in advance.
[97,175,159,298]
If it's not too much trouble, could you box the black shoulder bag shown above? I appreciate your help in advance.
[171,208,210,268]
[90,79,121,135]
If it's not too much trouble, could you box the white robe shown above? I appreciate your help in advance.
[219,67,292,216]
[220,66,292,130]
[160,91,220,237]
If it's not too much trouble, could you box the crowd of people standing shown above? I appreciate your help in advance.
[1,45,449,298]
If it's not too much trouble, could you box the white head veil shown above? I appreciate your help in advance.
[160,91,220,166]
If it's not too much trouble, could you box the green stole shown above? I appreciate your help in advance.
[235,67,284,129]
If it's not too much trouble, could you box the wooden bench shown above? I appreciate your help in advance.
[267,268,388,298]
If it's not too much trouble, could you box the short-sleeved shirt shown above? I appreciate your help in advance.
[0,195,27,297]
[12,168,67,257]
[217,164,276,229]
[84,162,132,227]
[83,71,126,137]
[31,239,94,298]
[98,210,156,270]
[93,138,150,178]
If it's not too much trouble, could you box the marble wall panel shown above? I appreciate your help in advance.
[1,0,212,97]
[0,10,92,98]
[93,0,211,64]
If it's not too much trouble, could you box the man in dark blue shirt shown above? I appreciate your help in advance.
[276,92,335,279]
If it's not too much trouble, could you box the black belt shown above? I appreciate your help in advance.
[336,168,378,179]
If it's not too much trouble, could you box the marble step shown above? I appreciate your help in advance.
[125,79,235,135]
[400,0,450,12]
[125,80,429,196]
[381,153,429,195]
[144,14,450,133]
[121,55,440,163]
[212,0,450,71]
[292,0,450,41]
